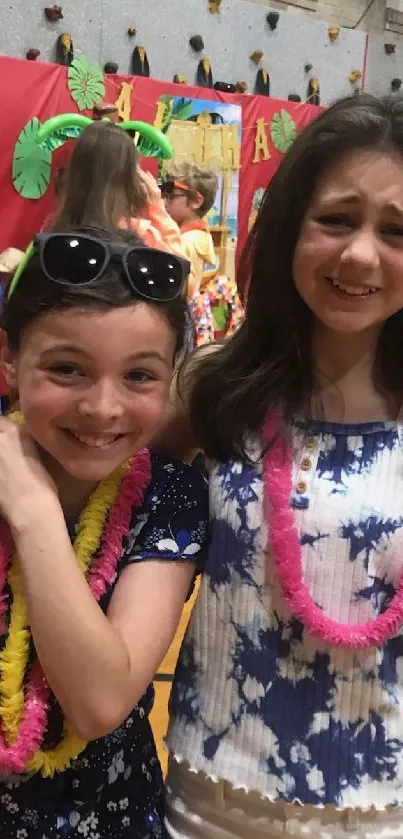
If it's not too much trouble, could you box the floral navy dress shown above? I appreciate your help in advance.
[0,454,208,839]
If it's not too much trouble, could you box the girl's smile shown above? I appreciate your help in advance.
[4,302,176,486]
[59,429,127,449]
[293,150,403,336]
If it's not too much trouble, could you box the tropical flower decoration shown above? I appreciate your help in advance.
[12,112,174,200]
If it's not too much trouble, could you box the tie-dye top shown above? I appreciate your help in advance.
[168,418,403,810]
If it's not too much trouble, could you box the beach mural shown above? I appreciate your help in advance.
[156,94,241,280]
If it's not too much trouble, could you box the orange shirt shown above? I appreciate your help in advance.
[123,200,197,298]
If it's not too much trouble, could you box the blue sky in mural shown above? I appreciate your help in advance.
[174,97,242,129]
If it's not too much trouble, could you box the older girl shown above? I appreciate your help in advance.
[166,94,403,838]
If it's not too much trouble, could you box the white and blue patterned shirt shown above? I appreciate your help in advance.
[168,419,403,810]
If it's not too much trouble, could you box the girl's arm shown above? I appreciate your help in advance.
[131,172,197,296]
[131,207,197,298]
[14,504,196,741]
[132,172,183,254]
[0,420,207,741]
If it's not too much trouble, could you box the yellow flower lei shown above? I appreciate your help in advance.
[0,413,131,776]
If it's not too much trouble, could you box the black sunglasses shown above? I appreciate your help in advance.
[159,179,193,197]
[158,179,174,196]
[8,232,190,301]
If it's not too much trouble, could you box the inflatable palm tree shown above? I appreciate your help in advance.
[12,112,174,200]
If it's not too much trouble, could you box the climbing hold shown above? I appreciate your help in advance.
[189,35,205,52]
[385,43,396,55]
[44,5,63,21]
[214,81,236,92]
[131,46,150,77]
[235,80,248,93]
[255,68,270,97]
[56,32,73,66]
[328,25,340,41]
[197,59,213,87]
[208,0,222,12]
[26,48,41,60]
[307,78,320,105]
[304,63,313,73]
[173,74,188,84]
[104,62,119,74]
[288,93,301,102]
[250,50,264,64]
[127,26,137,37]
[348,69,361,83]
[266,12,279,30]
[391,77,402,91]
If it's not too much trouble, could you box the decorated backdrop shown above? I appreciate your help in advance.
[157,94,241,279]
[0,55,321,259]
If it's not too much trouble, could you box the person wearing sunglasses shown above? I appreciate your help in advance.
[50,121,196,298]
[161,163,218,296]
[0,227,208,839]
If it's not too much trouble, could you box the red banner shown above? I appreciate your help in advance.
[238,93,322,252]
[0,56,320,257]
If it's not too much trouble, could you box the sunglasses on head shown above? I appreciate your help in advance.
[8,232,190,301]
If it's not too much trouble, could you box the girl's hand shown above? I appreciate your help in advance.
[138,170,162,206]
[0,418,57,527]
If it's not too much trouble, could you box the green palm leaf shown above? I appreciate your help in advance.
[40,125,83,152]
[68,56,105,111]
[12,118,52,199]
[136,136,165,159]
[159,96,174,133]
[172,97,194,121]
[270,110,297,154]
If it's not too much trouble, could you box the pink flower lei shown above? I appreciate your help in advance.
[0,448,151,774]
[263,414,403,649]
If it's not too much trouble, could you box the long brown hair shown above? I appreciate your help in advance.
[53,122,146,230]
[190,93,403,462]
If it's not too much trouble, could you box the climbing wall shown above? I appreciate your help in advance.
[365,36,403,96]
[0,0,386,104]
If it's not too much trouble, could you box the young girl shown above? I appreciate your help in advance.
[165,93,403,837]
[0,226,208,837]
[52,122,193,275]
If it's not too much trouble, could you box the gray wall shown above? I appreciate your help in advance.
[0,0,368,105]
[366,35,403,97]
[247,0,389,38]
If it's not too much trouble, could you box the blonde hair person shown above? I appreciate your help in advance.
[162,163,218,294]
